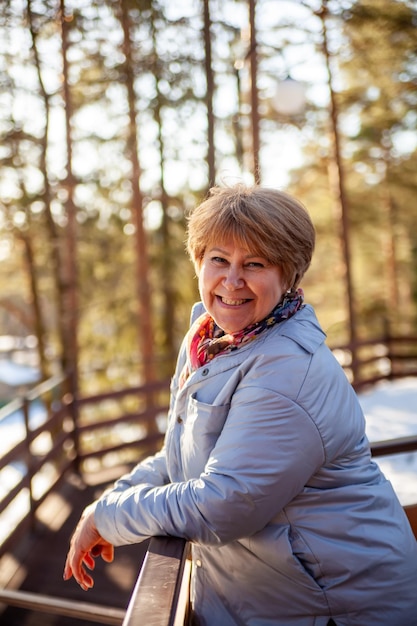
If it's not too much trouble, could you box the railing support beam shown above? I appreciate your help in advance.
[0,588,125,625]
[123,537,190,626]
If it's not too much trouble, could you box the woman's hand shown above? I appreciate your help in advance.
[63,502,114,591]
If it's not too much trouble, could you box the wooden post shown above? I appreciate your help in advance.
[22,396,36,529]
[249,0,260,184]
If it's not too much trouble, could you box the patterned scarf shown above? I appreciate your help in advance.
[179,288,304,388]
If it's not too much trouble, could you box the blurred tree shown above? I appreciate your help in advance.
[0,0,416,401]
[0,0,58,378]
[117,0,155,385]
[60,0,79,384]
[339,0,417,334]
[203,0,216,187]
[27,0,67,377]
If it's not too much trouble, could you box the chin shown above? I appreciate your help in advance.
[216,319,246,334]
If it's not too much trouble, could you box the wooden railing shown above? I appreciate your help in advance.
[0,333,416,624]
[0,589,125,625]
[332,334,417,390]
[122,537,190,626]
[0,373,75,556]
[0,375,170,558]
[74,378,170,475]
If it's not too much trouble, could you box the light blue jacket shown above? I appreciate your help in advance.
[96,304,417,625]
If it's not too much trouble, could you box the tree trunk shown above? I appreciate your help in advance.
[118,0,156,386]
[203,0,216,188]
[319,1,358,375]
[249,0,260,184]
[60,0,79,387]
[27,0,67,374]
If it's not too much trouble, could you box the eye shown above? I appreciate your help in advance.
[211,256,228,264]
[245,261,265,269]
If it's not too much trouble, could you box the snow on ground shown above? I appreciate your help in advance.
[358,377,417,506]
[0,359,40,386]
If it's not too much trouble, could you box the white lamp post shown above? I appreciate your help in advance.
[273,76,307,117]
[247,0,307,182]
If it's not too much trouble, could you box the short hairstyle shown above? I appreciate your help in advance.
[186,184,315,289]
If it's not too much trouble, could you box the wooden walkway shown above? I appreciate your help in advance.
[0,470,149,626]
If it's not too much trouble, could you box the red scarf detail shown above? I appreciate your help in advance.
[179,288,304,388]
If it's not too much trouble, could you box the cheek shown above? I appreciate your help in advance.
[197,267,209,300]
[198,278,204,300]
[266,278,286,306]
[273,270,287,296]
[198,262,215,286]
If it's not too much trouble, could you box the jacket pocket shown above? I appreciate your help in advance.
[181,395,230,479]
[245,524,327,597]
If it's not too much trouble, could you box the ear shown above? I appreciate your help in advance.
[290,272,300,290]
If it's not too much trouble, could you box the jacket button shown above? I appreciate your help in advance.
[195,559,202,567]
[177,416,183,424]
[202,368,209,376]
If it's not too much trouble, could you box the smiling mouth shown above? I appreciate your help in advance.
[220,297,250,306]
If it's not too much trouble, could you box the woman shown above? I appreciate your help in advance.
[64,185,417,625]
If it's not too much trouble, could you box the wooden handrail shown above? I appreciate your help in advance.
[78,378,170,405]
[371,434,417,457]
[0,396,24,421]
[0,538,191,626]
[24,373,69,402]
[0,588,125,625]
[328,334,417,390]
[122,537,190,626]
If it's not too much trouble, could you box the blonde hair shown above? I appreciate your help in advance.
[186,184,315,290]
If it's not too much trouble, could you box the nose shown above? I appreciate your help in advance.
[223,264,244,290]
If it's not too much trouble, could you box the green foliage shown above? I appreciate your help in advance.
[0,0,416,398]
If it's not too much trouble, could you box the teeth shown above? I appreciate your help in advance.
[222,297,246,306]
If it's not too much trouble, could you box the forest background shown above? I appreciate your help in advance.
[0,0,416,399]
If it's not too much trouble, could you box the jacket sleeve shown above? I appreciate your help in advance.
[107,448,169,491]
[95,386,325,546]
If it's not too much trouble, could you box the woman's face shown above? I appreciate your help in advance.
[197,239,287,334]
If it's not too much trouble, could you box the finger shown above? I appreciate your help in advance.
[63,559,72,581]
[84,552,96,570]
[73,560,94,590]
[63,550,78,581]
[64,548,93,589]
[100,543,114,563]
[79,572,94,591]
